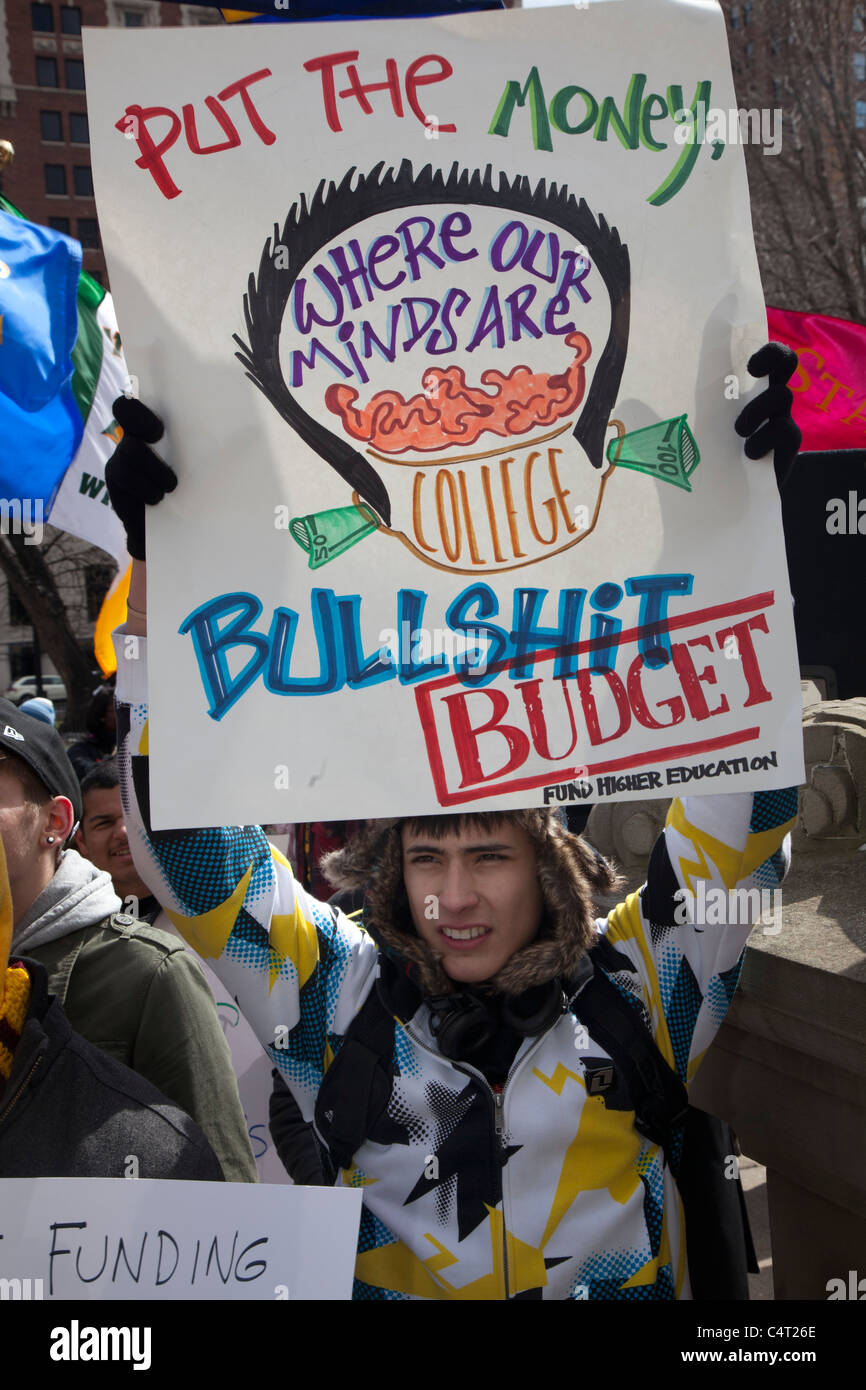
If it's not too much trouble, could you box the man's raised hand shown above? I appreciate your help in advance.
[106,397,178,561]
[734,342,802,486]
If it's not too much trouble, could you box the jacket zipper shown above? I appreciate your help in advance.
[492,1085,508,1294]
[490,1023,568,1298]
[0,1057,42,1128]
[406,996,569,1300]
[492,1086,505,1140]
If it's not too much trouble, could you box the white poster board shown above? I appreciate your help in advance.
[0,1178,362,1299]
[85,0,804,827]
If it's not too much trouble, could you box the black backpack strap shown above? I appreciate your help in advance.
[270,1069,335,1186]
[576,943,690,1170]
[314,977,398,1174]
[587,933,638,976]
[581,939,755,1299]
[676,1109,755,1300]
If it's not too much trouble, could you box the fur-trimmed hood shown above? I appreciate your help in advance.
[322,812,621,998]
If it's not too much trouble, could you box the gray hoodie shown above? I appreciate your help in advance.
[12,849,121,955]
[10,850,258,1183]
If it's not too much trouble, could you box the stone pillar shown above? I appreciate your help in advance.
[589,696,866,1300]
[692,698,866,1299]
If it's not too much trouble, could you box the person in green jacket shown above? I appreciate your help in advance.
[0,697,257,1184]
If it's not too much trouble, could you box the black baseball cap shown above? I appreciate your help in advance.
[0,698,82,824]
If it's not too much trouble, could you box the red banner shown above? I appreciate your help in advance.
[768,306,866,451]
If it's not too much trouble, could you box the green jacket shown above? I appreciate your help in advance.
[25,913,257,1184]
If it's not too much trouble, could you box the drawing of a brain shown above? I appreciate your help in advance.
[235,162,631,574]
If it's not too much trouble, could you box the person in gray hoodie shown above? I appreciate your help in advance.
[0,832,224,1180]
[0,698,257,1183]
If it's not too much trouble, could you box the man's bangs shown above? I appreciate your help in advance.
[400,811,513,841]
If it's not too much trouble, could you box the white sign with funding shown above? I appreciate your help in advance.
[85,0,804,827]
[0,1178,362,1299]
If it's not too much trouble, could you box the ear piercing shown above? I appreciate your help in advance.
[46,835,56,844]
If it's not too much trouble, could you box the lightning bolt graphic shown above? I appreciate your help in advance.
[532,1063,586,1097]
[676,838,712,898]
[422,1234,461,1277]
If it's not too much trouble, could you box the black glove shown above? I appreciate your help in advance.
[105,396,178,561]
[734,342,802,487]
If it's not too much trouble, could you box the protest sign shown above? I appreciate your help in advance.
[767,306,866,453]
[191,939,293,1184]
[0,1177,362,1299]
[85,0,804,827]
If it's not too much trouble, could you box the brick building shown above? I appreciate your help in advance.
[0,0,221,283]
[0,1,222,713]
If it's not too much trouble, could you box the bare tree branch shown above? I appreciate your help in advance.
[726,0,866,320]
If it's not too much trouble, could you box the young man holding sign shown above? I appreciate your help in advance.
[106,346,800,1299]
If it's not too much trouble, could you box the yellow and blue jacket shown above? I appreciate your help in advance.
[115,641,795,1300]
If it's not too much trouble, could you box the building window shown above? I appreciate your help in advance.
[69,110,89,143]
[122,11,145,25]
[65,59,85,90]
[60,5,82,34]
[78,217,99,248]
[8,593,29,627]
[85,566,115,622]
[40,109,63,141]
[855,52,866,82]
[31,3,54,32]
[744,0,753,23]
[7,585,31,628]
[36,57,59,87]
[855,7,865,34]
[8,645,36,680]
[72,164,93,196]
[48,214,70,232]
[856,100,866,129]
[730,4,740,29]
[45,163,67,195]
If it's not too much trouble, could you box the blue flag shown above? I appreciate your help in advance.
[0,209,81,411]
[0,206,84,508]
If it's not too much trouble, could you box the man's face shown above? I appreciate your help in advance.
[77,785,149,903]
[401,818,544,986]
[0,763,42,896]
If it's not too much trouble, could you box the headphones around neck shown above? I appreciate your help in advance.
[427,979,566,1062]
